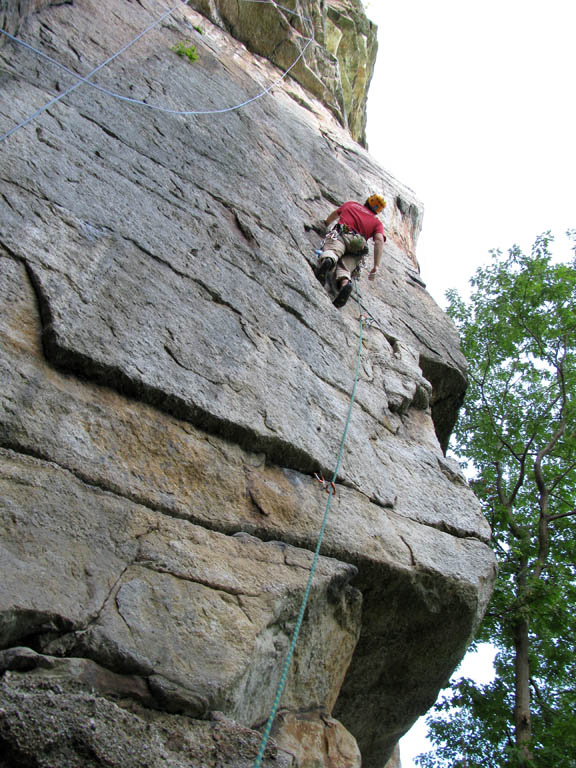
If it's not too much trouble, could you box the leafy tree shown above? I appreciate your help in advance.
[417,232,576,768]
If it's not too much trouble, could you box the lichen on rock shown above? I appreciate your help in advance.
[188,0,378,144]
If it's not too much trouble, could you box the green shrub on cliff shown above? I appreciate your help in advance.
[171,41,198,63]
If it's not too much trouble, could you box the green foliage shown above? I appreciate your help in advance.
[192,24,204,34]
[171,41,198,63]
[417,232,576,767]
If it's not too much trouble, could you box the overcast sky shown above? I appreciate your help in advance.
[365,0,575,309]
[363,1,575,764]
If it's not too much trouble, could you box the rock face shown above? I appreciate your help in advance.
[0,1,495,767]
[191,0,377,144]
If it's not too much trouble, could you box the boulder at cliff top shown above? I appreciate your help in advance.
[0,1,495,766]
[189,0,378,144]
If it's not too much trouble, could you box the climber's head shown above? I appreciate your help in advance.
[365,194,386,215]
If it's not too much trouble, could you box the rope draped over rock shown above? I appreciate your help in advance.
[0,0,315,143]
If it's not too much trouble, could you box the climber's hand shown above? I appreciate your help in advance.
[311,219,327,236]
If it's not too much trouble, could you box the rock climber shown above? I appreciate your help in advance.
[315,194,387,308]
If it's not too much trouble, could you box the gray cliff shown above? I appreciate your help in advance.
[0,1,496,766]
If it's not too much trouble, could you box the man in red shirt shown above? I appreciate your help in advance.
[316,194,386,308]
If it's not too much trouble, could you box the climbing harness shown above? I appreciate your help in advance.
[320,224,368,257]
[252,281,365,768]
[320,229,340,249]
[335,224,368,255]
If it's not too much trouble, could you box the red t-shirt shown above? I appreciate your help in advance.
[337,201,385,241]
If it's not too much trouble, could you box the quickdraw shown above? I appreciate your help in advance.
[360,313,377,328]
[314,473,336,495]
[321,229,341,248]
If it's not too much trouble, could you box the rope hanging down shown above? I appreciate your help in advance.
[253,282,366,767]
[0,0,314,143]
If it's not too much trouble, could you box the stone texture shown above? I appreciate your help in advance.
[0,674,294,768]
[273,710,361,767]
[0,447,361,725]
[189,0,378,144]
[0,239,493,767]
[0,1,495,766]
[0,256,488,543]
[0,0,61,37]
[386,745,403,768]
[325,0,378,144]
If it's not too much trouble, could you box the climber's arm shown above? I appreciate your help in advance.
[323,210,339,228]
[369,233,384,280]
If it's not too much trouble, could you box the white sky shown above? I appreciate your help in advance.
[365,0,576,309]
[364,1,575,764]
[397,644,497,766]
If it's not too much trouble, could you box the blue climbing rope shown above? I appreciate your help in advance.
[0,0,315,143]
[0,1,191,143]
[252,281,365,767]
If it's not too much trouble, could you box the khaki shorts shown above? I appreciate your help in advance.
[322,235,363,282]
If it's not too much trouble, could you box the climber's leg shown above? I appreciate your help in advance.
[315,236,345,284]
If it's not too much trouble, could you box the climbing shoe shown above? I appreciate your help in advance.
[315,257,333,285]
[333,281,353,308]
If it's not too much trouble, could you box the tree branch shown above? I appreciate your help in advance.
[533,420,566,578]
[550,458,576,494]
[530,677,552,724]
[548,510,576,523]
[469,367,524,463]
[494,461,525,539]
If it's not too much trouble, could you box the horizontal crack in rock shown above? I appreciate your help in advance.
[134,559,262,598]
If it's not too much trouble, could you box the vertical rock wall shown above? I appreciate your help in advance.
[0,1,495,766]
